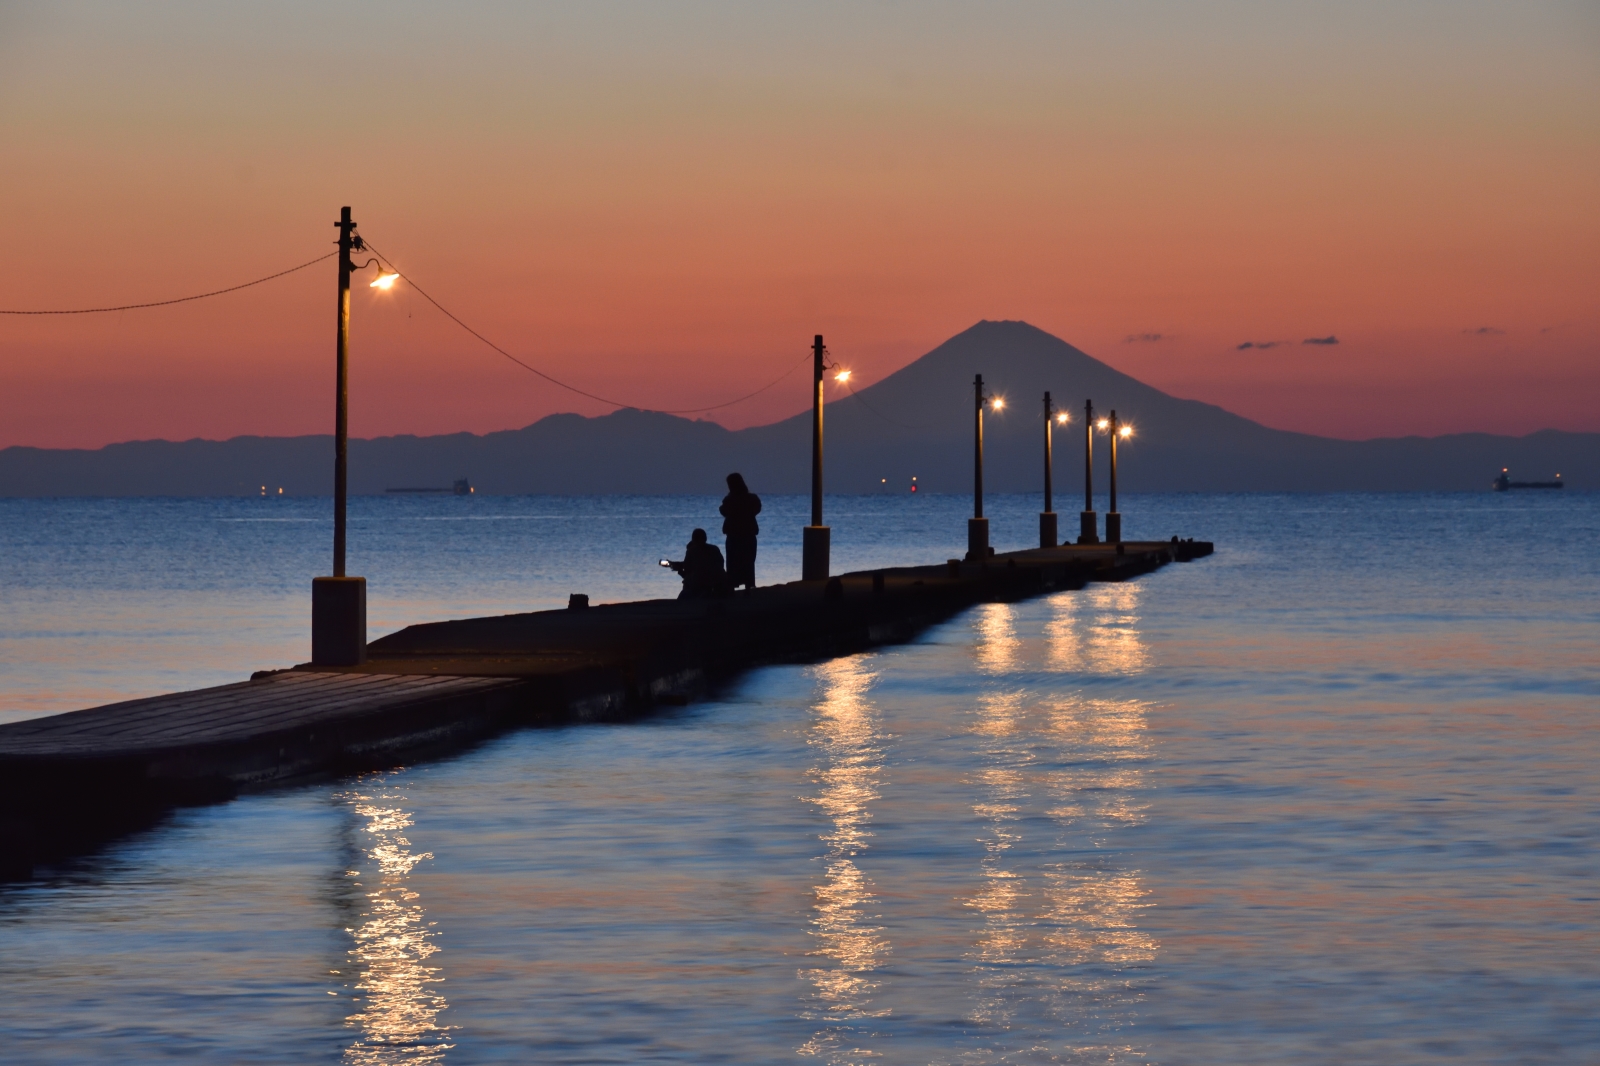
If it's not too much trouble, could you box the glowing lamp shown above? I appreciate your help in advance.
[1119,425,1133,438]
[991,397,1005,411]
[370,271,399,290]
[1096,418,1110,431]
[1056,412,1070,424]
[834,369,851,383]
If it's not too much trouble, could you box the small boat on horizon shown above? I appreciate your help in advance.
[1492,469,1564,491]
[386,477,474,496]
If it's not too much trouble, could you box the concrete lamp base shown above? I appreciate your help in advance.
[1077,510,1099,545]
[802,525,830,581]
[312,576,367,666]
[1105,512,1123,543]
[966,517,990,561]
[1038,511,1058,549]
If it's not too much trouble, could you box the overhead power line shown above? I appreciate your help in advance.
[361,241,811,415]
[4,236,812,418]
[838,377,941,431]
[0,252,338,315]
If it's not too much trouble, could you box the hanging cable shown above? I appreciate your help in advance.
[679,350,812,413]
[0,252,338,315]
[4,236,813,417]
[360,241,811,415]
[836,376,943,431]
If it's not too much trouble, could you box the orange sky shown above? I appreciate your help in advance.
[2,2,1597,449]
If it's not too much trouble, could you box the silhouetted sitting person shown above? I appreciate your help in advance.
[719,472,762,591]
[669,528,730,600]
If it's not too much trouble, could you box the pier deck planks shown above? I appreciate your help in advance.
[0,673,523,756]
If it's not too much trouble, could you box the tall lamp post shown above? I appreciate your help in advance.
[1040,391,1067,549]
[802,334,830,581]
[968,374,1002,560]
[1078,398,1099,544]
[1106,410,1132,543]
[311,206,395,666]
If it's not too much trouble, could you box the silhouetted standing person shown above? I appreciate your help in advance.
[720,472,762,591]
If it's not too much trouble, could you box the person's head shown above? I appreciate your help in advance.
[691,528,707,544]
[726,472,748,494]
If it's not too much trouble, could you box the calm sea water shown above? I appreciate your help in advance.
[0,492,1596,1064]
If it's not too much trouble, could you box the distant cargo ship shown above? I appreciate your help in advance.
[1492,469,1564,491]
[386,478,474,496]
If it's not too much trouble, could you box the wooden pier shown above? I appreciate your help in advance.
[0,539,1211,876]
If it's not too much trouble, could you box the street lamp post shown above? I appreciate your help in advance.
[1078,398,1099,544]
[1106,409,1123,543]
[1040,391,1058,548]
[967,374,996,561]
[802,334,830,581]
[311,206,367,666]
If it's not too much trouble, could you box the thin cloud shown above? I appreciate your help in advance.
[1302,335,1339,345]
[1236,340,1283,350]
[1124,332,1167,343]
[1464,326,1505,336]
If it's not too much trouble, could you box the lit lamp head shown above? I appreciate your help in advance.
[990,396,1005,411]
[354,258,400,290]
[1055,412,1070,424]
[833,369,851,384]
[1096,417,1110,432]
[1119,424,1134,439]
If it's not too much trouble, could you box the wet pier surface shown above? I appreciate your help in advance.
[0,539,1210,875]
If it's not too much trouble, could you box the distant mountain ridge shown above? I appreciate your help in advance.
[1,322,1592,495]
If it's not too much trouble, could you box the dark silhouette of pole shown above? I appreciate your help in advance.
[802,334,830,580]
[1106,409,1122,543]
[811,334,824,527]
[1039,391,1058,548]
[967,374,990,561]
[1043,391,1053,513]
[312,206,367,666]
[1078,398,1099,544]
[334,207,352,577]
[974,374,984,519]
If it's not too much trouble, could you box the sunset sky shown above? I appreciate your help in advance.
[2,1,1596,449]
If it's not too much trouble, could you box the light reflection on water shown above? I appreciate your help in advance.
[967,686,1032,1032]
[958,596,1158,1062]
[1046,583,1150,676]
[798,656,891,1062]
[1037,690,1158,1060]
[337,777,453,1064]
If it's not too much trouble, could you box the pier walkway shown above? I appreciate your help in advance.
[0,539,1210,875]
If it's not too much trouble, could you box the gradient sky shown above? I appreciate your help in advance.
[2,1,1596,449]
